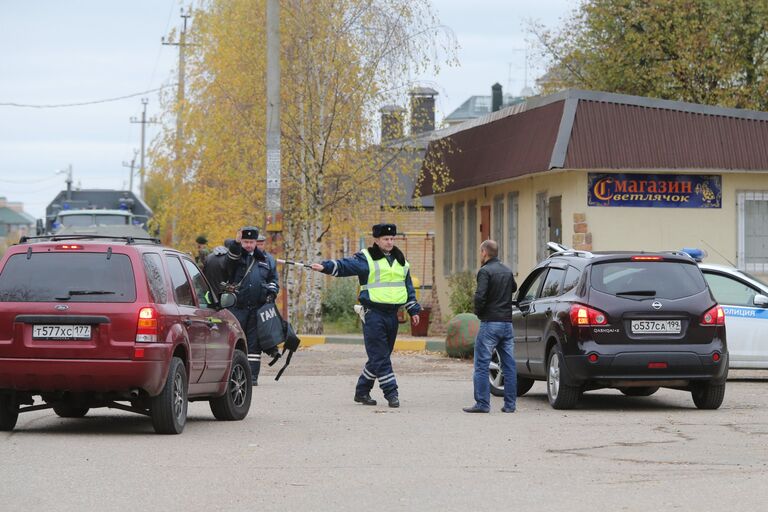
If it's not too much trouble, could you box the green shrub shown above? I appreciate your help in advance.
[448,270,476,316]
[322,278,359,322]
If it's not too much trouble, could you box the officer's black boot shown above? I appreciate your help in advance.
[387,395,400,408]
[354,393,376,406]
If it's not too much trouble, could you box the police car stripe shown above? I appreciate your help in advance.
[722,306,768,319]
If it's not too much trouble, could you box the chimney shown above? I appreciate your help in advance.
[409,87,438,135]
[379,105,405,142]
[492,82,503,112]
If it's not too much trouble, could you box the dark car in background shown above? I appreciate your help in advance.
[0,235,251,434]
[491,249,727,410]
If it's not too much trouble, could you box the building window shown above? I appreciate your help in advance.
[738,191,768,273]
[506,192,519,273]
[467,199,477,269]
[443,204,453,275]
[455,202,465,271]
[493,195,504,258]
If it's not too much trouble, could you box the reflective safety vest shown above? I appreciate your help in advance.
[360,249,409,304]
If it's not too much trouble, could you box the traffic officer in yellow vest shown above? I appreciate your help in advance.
[311,223,421,408]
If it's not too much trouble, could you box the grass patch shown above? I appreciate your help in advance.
[323,316,360,334]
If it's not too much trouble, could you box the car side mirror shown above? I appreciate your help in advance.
[754,294,768,308]
[219,292,236,309]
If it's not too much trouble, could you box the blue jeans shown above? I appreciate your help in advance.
[473,321,516,411]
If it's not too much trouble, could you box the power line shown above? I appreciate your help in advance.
[0,174,58,184]
[0,86,175,109]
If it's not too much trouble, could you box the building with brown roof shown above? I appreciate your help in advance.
[420,89,768,320]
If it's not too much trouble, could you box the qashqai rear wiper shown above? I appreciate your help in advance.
[615,290,656,296]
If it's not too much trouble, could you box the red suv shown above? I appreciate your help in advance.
[0,235,251,434]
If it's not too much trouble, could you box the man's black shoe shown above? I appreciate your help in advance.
[387,396,400,408]
[354,394,377,406]
[462,405,490,413]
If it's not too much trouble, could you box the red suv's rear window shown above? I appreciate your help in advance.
[0,252,137,302]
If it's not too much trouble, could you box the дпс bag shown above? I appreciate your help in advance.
[256,302,302,380]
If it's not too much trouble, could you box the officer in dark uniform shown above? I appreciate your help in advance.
[311,223,421,408]
[226,226,280,384]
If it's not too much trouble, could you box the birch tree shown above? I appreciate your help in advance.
[148,0,455,333]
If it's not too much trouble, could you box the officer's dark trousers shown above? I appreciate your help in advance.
[356,307,399,399]
[231,307,261,382]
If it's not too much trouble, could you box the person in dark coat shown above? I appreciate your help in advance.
[195,235,210,266]
[226,226,280,384]
[311,223,421,408]
[202,239,234,297]
[463,239,518,414]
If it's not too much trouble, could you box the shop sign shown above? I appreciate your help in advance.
[588,173,722,208]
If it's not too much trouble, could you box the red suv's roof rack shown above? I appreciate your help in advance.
[18,234,162,245]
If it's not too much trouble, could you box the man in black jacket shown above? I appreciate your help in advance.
[463,239,518,414]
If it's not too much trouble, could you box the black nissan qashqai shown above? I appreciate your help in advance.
[490,248,727,410]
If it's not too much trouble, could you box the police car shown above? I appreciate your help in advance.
[683,249,768,369]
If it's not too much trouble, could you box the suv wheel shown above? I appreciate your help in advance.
[691,382,725,410]
[0,394,19,431]
[53,405,90,418]
[210,349,252,421]
[619,387,659,397]
[151,357,188,434]
[489,349,535,397]
[547,346,580,410]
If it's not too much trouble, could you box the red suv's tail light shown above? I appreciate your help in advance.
[700,305,725,326]
[136,307,158,342]
[570,304,608,326]
[55,244,84,250]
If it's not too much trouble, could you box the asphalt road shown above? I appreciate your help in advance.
[2,345,768,511]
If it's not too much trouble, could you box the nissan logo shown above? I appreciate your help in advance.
[55,305,69,311]
[651,301,662,310]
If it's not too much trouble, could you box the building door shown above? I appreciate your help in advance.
[549,195,562,244]
[480,205,491,242]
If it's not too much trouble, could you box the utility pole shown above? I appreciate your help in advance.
[130,98,157,199]
[162,8,191,163]
[122,149,139,193]
[163,8,191,246]
[56,164,73,200]
[266,0,285,317]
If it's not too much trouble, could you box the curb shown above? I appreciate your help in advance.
[298,334,446,353]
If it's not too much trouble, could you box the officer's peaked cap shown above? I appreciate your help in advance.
[241,226,259,240]
[372,223,397,237]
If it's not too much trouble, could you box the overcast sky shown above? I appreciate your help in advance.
[0,0,577,219]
